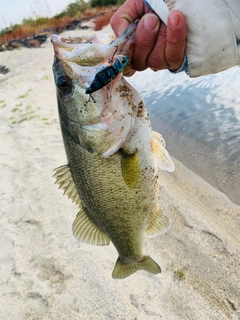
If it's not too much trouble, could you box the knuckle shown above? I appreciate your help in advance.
[167,55,183,70]
[165,42,185,69]
[132,60,147,71]
[147,58,167,71]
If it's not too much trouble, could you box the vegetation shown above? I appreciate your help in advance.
[90,0,125,7]
[0,100,6,108]
[0,16,71,46]
[17,88,32,99]
[55,0,91,18]
[174,268,186,280]
[93,11,114,30]
[0,0,121,48]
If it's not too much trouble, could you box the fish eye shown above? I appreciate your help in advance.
[56,76,72,94]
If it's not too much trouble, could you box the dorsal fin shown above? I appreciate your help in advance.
[151,131,175,172]
[72,209,110,246]
[146,209,171,238]
[53,164,110,246]
[53,164,81,207]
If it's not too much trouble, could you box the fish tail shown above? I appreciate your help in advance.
[112,256,161,279]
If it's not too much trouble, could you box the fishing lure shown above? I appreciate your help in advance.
[85,55,129,95]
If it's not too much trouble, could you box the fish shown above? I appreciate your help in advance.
[85,55,129,94]
[51,23,175,279]
[51,20,138,67]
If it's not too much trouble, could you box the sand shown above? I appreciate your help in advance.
[0,25,239,320]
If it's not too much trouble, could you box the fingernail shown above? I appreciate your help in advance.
[143,13,159,30]
[169,14,180,28]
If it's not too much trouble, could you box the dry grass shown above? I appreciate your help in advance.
[0,7,119,48]
[1,25,36,44]
[93,10,116,31]
[84,6,117,18]
[0,16,75,46]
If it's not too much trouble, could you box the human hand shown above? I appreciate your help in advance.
[110,0,186,76]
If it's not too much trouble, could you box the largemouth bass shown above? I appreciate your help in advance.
[51,23,175,279]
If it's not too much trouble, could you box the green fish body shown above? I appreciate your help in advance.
[51,24,174,279]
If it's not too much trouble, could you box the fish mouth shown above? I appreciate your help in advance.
[52,21,138,93]
[51,21,138,66]
[51,33,98,54]
[51,33,115,48]
[51,34,91,61]
[51,20,138,48]
[51,33,116,66]
[51,34,95,47]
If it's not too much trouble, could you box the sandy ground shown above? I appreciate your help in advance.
[0,26,240,320]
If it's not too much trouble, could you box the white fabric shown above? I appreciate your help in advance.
[146,0,240,77]
[226,0,240,40]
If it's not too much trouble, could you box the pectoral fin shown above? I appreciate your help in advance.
[146,209,171,238]
[53,164,81,207]
[152,131,175,172]
[121,150,141,189]
[72,208,110,246]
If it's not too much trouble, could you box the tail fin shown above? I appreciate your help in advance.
[112,256,161,279]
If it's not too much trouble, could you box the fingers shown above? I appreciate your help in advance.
[111,5,187,73]
[141,11,186,71]
[110,8,132,37]
[132,13,160,71]
[123,64,136,77]
[166,11,186,70]
[141,18,167,70]
[110,0,149,36]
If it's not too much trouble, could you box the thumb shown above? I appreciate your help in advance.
[166,11,186,71]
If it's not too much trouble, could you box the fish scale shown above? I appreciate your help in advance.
[52,23,175,279]
[64,133,146,254]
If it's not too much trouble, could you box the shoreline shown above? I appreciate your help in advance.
[152,117,240,206]
[128,67,240,206]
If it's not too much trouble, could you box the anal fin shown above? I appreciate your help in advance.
[72,209,110,246]
[146,209,171,238]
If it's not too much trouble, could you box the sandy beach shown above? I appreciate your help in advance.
[0,25,240,320]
